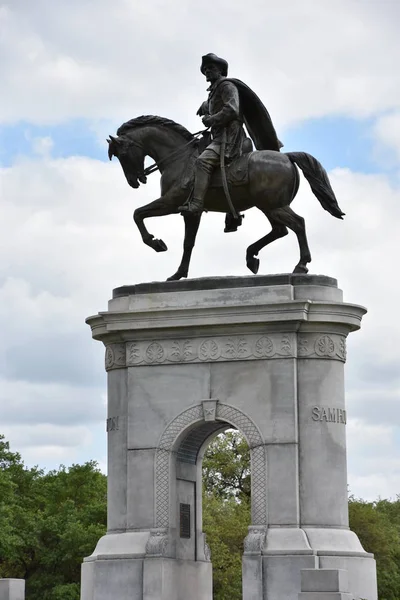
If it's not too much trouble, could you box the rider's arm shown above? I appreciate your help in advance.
[196,101,209,116]
[207,82,240,126]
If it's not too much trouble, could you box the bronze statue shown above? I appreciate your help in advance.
[107,53,344,281]
[180,53,281,227]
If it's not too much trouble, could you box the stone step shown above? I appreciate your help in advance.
[0,579,25,600]
[299,569,354,600]
[299,594,353,600]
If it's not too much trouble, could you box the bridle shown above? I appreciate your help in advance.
[110,128,209,180]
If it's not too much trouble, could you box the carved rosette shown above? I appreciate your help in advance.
[297,333,347,362]
[243,526,267,555]
[145,528,169,557]
[104,343,126,371]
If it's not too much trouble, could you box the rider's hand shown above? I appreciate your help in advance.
[202,115,213,127]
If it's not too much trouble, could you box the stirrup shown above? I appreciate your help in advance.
[224,213,244,233]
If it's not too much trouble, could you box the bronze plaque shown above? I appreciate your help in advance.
[180,503,191,539]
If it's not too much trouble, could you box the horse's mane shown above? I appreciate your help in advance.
[117,115,194,141]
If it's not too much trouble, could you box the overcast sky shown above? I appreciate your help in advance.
[0,0,399,501]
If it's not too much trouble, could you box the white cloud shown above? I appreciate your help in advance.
[0,379,105,426]
[373,111,400,163]
[31,135,54,158]
[347,419,400,500]
[1,0,400,128]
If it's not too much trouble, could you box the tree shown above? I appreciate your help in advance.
[203,431,250,501]
[0,435,107,600]
[349,497,400,600]
[202,431,251,600]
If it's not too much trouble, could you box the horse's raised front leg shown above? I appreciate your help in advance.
[167,213,201,281]
[134,198,178,253]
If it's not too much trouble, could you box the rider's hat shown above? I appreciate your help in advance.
[200,53,229,77]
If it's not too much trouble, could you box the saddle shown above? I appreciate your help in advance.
[209,152,251,188]
[182,138,252,191]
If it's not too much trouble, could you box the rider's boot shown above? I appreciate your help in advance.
[179,162,212,216]
[224,212,244,233]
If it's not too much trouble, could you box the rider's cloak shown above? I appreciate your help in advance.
[227,78,282,152]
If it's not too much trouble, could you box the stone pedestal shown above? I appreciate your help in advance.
[82,274,378,600]
[0,580,25,600]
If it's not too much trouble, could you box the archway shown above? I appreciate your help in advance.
[151,400,268,592]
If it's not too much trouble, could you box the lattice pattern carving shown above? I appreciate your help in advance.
[217,404,263,449]
[154,402,268,529]
[251,445,268,525]
[155,405,203,527]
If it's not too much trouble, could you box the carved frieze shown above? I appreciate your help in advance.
[297,333,347,362]
[104,332,347,370]
[104,343,126,371]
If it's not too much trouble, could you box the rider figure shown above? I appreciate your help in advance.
[180,53,282,226]
[180,53,246,218]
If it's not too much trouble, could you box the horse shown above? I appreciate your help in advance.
[107,115,344,281]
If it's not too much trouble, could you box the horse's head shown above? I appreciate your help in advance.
[107,135,147,189]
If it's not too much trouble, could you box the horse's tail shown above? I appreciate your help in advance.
[286,152,345,219]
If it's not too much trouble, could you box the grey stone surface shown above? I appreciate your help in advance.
[266,443,299,525]
[298,359,349,528]
[112,274,338,298]
[242,554,263,600]
[0,580,25,600]
[143,558,212,600]
[298,594,353,600]
[83,276,376,600]
[126,449,156,530]
[319,555,378,600]
[209,359,297,444]
[127,364,211,450]
[263,527,312,553]
[263,555,318,600]
[301,569,348,592]
[304,529,366,553]
[107,369,128,532]
[81,558,144,600]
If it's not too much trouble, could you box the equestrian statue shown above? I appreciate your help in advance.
[107,53,344,281]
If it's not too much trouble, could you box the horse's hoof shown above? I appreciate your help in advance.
[151,239,168,252]
[293,264,309,274]
[247,257,260,274]
[167,271,188,281]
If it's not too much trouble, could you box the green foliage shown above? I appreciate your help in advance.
[349,496,400,600]
[0,435,106,600]
[202,431,251,600]
[203,492,250,600]
[203,430,250,501]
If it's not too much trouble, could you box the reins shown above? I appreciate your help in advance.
[142,128,209,177]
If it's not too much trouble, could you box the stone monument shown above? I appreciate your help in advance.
[81,274,378,600]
